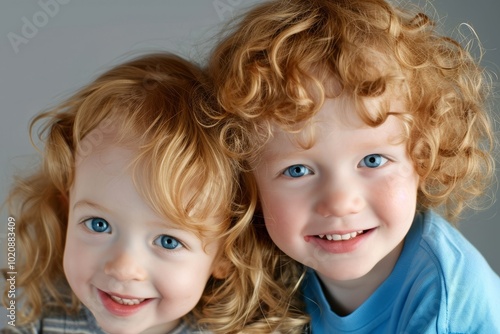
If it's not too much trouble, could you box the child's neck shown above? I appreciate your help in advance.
[317,240,404,316]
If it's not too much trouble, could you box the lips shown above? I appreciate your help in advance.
[309,228,375,254]
[98,289,152,316]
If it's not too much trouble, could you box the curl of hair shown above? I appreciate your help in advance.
[2,53,307,332]
[208,0,495,222]
[193,171,309,333]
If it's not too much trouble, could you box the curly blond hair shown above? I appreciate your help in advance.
[208,0,495,222]
[2,53,308,333]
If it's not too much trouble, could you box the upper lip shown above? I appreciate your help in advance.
[100,289,149,300]
[312,228,372,236]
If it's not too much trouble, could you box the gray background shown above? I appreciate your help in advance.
[1,0,499,329]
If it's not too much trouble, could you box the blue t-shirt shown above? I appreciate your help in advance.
[303,210,500,333]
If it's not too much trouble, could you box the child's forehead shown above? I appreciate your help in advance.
[80,126,227,220]
[266,91,407,152]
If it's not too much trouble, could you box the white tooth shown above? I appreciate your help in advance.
[111,295,123,304]
[110,295,144,305]
[320,231,365,241]
[125,298,142,305]
[341,233,352,240]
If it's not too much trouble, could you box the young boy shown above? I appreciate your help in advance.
[208,0,500,332]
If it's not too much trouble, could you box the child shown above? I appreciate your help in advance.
[1,53,308,333]
[208,0,500,332]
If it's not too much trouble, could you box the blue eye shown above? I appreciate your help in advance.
[84,218,111,233]
[283,164,312,178]
[359,154,388,168]
[154,235,182,250]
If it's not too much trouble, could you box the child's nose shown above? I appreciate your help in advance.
[104,250,148,282]
[315,182,365,218]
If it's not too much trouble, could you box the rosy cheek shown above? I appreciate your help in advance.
[396,173,419,202]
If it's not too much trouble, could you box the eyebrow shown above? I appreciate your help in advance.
[262,142,315,161]
[72,199,110,213]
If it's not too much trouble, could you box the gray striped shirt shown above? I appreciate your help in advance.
[0,305,200,334]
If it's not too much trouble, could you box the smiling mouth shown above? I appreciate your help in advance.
[317,230,367,241]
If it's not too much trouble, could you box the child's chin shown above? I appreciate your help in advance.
[96,321,146,334]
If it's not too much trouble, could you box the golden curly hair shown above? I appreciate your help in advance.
[2,53,308,333]
[208,0,496,222]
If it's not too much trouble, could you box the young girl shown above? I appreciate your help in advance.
[208,0,500,332]
[1,53,308,333]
